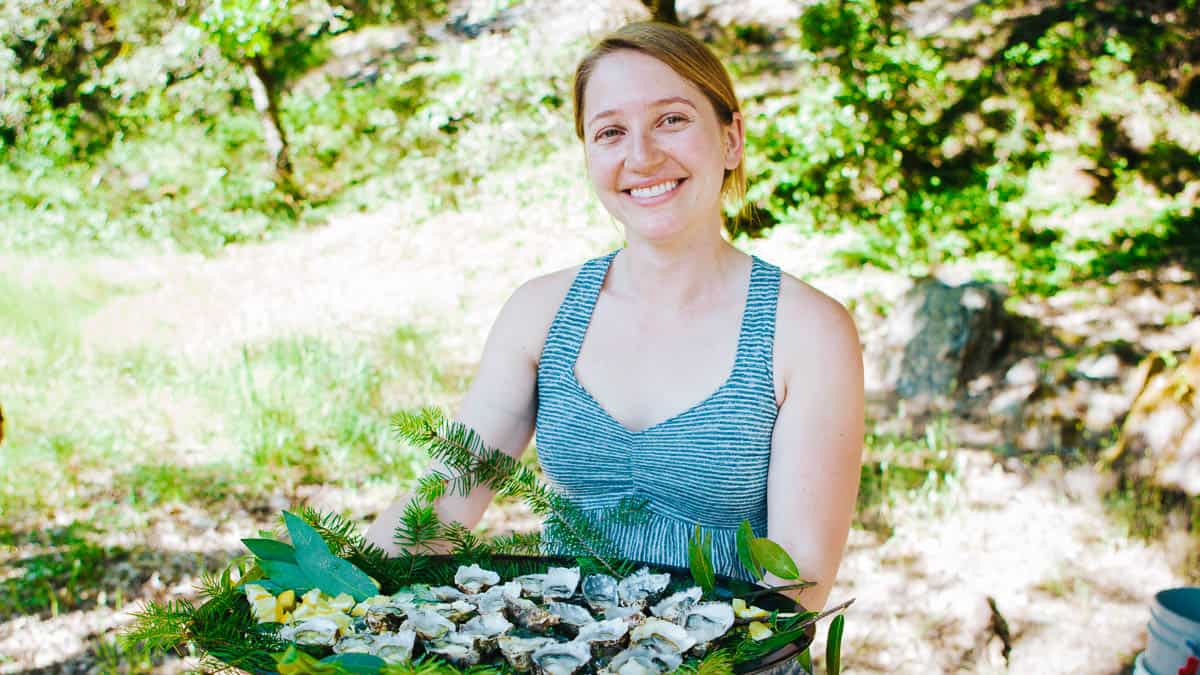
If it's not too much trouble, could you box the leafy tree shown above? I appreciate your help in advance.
[640,0,679,24]
[196,0,445,201]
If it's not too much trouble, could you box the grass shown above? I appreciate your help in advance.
[855,417,960,535]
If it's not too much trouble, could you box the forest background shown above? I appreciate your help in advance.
[1,0,1198,672]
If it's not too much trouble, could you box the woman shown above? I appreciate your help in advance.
[367,22,863,619]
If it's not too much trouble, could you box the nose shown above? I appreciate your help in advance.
[624,128,664,172]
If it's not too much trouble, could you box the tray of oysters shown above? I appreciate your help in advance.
[244,555,813,674]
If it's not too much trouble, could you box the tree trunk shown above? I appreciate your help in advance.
[640,0,680,24]
[244,55,301,201]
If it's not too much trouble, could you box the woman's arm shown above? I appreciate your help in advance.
[365,272,569,555]
[766,280,865,610]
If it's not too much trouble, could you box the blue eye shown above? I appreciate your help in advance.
[661,114,688,126]
[594,127,622,141]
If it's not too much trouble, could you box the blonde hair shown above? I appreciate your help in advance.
[573,21,746,210]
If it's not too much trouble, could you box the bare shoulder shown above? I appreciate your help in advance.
[493,263,584,362]
[774,272,863,399]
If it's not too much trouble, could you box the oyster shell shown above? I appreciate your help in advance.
[603,604,646,624]
[497,635,557,672]
[364,605,406,633]
[649,587,702,622]
[373,630,417,663]
[617,567,671,607]
[331,633,375,654]
[542,566,581,600]
[402,608,456,640]
[531,639,593,675]
[602,645,683,674]
[475,581,523,614]
[455,564,501,594]
[505,596,561,633]
[427,632,481,668]
[515,573,547,598]
[546,601,595,636]
[630,617,697,654]
[582,574,619,610]
[459,612,514,652]
[431,585,468,602]
[429,599,478,623]
[575,617,630,656]
[279,617,341,646]
[681,602,735,645]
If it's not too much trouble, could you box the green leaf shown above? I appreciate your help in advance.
[243,538,297,563]
[736,520,763,581]
[750,538,800,580]
[285,511,377,602]
[258,559,314,594]
[826,614,845,675]
[796,648,812,671]
[689,524,716,594]
[320,653,385,673]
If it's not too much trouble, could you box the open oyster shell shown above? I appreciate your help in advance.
[681,602,735,645]
[279,617,341,647]
[617,568,671,607]
[475,581,523,614]
[546,601,596,636]
[542,566,581,600]
[431,585,468,602]
[575,617,630,656]
[506,596,561,633]
[402,608,456,640]
[602,644,683,674]
[364,605,406,633]
[427,631,481,668]
[459,612,514,652]
[649,587,702,622]
[497,635,557,672]
[455,563,501,594]
[531,639,593,675]
[630,617,697,655]
[515,573,548,598]
[582,574,619,611]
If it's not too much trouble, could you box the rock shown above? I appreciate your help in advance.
[1076,353,1121,380]
[1104,347,1200,496]
[866,278,1009,400]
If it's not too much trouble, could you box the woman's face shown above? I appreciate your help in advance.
[580,50,743,243]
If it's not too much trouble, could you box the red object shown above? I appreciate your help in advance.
[1179,656,1200,675]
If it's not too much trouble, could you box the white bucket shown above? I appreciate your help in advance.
[1144,587,1200,675]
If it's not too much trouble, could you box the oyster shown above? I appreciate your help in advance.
[575,617,630,656]
[475,581,523,614]
[459,612,514,652]
[681,602,736,647]
[332,633,375,654]
[603,604,646,624]
[542,566,581,600]
[427,632,481,668]
[505,596,561,633]
[531,639,593,675]
[515,573,547,598]
[364,605,406,633]
[279,617,341,646]
[455,564,501,594]
[429,599,477,623]
[497,635,557,672]
[649,587,702,622]
[630,618,697,655]
[547,601,596,636]
[431,585,468,602]
[602,645,683,674]
[373,630,417,663]
[402,608,456,640]
[582,574,619,610]
[617,567,671,607]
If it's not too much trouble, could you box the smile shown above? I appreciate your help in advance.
[626,179,684,200]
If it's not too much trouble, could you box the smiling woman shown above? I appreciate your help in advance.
[367,23,865,669]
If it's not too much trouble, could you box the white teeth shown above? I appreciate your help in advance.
[629,180,678,198]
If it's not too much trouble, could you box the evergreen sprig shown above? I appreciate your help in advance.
[392,408,624,576]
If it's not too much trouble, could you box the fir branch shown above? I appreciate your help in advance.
[614,495,651,524]
[121,599,197,653]
[395,499,445,553]
[440,522,488,558]
[679,648,735,675]
[486,531,542,555]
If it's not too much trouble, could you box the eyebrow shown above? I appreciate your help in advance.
[587,96,699,129]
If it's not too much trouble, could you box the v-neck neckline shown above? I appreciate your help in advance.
[568,251,759,436]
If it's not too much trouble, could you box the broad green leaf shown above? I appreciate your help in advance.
[736,520,763,581]
[826,614,845,675]
[243,538,297,563]
[274,645,338,674]
[689,524,716,594]
[320,653,385,673]
[750,538,800,580]
[796,648,812,671]
[258,559,314,594]
[285,511,376,602]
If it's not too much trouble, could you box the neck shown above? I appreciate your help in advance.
[610,232,745,311]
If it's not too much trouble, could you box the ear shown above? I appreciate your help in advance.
[722,111,745,170]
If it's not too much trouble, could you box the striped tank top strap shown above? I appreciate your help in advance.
[736,256,783,382]
[540,250,619,376]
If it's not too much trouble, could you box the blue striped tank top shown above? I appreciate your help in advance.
[535,249,782,581]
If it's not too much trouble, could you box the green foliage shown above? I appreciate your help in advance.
[0,523,121,620]
[735,520,762,581]
[688,524,716,594]
[825,614,845,675]
[748,538,800,581]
